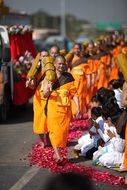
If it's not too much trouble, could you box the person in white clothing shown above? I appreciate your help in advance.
[74,107,104,159]
[92,104,125,168]
[108,79,124,109]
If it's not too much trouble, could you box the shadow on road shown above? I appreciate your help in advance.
[67,141,77,147]
[69,156,87,163]
[0,102,33,125]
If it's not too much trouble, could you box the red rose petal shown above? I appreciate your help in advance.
[28,118,125,187]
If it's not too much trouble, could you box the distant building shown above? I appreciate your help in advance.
[0,11,31,25]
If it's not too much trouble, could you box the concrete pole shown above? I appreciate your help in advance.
[60,0,66,37]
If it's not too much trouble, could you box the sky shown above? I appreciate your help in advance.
[5,0,127,24]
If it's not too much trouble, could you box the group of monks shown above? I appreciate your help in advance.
[26,31,127,179]
[67,32,126,116]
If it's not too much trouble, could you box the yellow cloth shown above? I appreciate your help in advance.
[71,63,87,115]
[123,123,127,169]
[33,84,47,134]
[47,81,77,148]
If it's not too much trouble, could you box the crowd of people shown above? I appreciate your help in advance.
[26,31,127,184]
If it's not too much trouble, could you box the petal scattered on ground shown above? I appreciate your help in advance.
[28,119,125,186]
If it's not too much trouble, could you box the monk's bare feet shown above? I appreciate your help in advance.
[39,141,45,149]
[119,165,127,172]
[55,157,68,166]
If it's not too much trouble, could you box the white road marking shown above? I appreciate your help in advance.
[9,166,40,190]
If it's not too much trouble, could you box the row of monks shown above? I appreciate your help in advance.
[27,31,127,117]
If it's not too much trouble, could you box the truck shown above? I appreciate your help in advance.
[0,25,12,121]
[0,25,35,121]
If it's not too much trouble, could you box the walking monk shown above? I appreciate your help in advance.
[26,50,50,147]
[117,51,127,184]
[70,43,87,116]
[42,55,80,165]
[121,81,127,184]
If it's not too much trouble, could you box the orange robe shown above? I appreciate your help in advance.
[104,54,112,86]
[123,123,127,169]
[88,58,98,97]
[109,59,119,81]
[71,64,87,115]
[96,58,107,89]
[71,54,80,66]
[98,54,111,88]
[46,78,77,148]
[109,47,120,81]
[33,85,47,134]
[92,59,100,94]
[33,70,47,134]
[85,59,95,106]
[83,63,93,108]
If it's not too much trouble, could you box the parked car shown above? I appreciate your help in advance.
[76,34,94,44]
[44,35,70,51]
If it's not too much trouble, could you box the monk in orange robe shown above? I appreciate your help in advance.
[70,43,81,66]
[71,63,87,116]
[84,41,97,106]
[70,43,91,115]
[26,50,49,147]
[109,46,120,81]
[85,58,95,106]
[33,82,47,138]
[121,81,127,184]
[42,55,80,165]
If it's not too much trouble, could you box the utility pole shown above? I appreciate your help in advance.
[60,0,66,37]
[0,0,9,24]
[0,0,9,15]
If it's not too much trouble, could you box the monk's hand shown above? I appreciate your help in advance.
[26,78,30,87]
[107,129,116,139]
[47,82,53,92]
[26,78,36,89]
[88,118,95,126]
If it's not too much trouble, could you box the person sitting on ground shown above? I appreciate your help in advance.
[74,107,104,159]
[93,104,125,168]
[108,79,123,109]
[87,95,102,118]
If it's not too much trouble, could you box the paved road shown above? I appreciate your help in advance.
[0,102,127,190]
